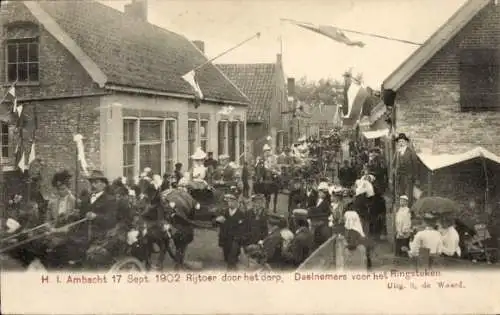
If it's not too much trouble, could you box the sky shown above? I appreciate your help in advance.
[101,0,468,88]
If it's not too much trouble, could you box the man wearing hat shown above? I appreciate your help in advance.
[246,194,269,245]
[309,182,332,249]
[282,209,313,268]
[304,178,319,209]
[392,133,418,206]
[259,213,288,269]
[80,170,119,244]
[216,192,248,270]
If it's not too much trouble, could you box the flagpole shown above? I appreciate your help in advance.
[336,27,422,46]
[192,32,261,72]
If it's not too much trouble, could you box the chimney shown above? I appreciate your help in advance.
[192,40,205,53]
[287,78,295,97]
[276,53,282,65]
[124,0,148,22]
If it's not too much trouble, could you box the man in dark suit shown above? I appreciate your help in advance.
[309,182,331,249]
[304,178,318,209]
[283,209,313,268]
[392,133,418,206]
[216,193,248,270]
[260,214,286,269]
[81,170,119,243]
[246,194,269,245]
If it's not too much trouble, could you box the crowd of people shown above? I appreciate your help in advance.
[2,130,496,271]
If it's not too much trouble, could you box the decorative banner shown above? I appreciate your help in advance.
[73,134,89,176]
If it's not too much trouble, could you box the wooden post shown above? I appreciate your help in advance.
[335,235,345,270]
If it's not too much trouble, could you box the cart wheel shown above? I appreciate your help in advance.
[108,257,146,273]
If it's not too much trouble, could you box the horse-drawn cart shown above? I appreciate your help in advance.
[0,218,147,272]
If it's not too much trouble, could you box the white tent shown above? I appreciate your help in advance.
[362,128,389,140]
[418,147,500,171]
[416,146,500,215]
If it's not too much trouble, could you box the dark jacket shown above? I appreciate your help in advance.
[308,198,331,222]
[393,147,417,179]
[304,189,318,209]
[339,166,356,188]
[246,209,268,245]
[79,191,118,243]
[283,227,313,267]
[218,208,248,248]
[262,228,283,268]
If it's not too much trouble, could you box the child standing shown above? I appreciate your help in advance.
[395,195,412,257]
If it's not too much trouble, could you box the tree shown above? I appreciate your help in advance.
[295,76,344,111]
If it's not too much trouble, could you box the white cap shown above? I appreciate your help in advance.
[400,195,409,200]
[191,147,207,160]
[263,144,271,151]
[317,182,329,191]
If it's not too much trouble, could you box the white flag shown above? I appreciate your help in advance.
[182,70,204,99]
[17,151,26,172]
[6,85,21,116]
[28,142,36,165]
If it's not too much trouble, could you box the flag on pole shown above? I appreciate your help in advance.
[286,20,365,47]
[182,70,203,107]
[342,81,370,127]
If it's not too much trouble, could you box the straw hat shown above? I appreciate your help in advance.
[263,144,271,151]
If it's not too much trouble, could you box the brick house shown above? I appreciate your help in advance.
[382,0,500,211]
[217,55,289,158]
[0,0,250,200]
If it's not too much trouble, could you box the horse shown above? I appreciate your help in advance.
[253,162,280,213]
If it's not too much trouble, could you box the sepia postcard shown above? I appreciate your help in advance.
[1,0,500,313]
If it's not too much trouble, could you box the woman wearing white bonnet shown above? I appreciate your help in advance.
[342,210,371,270]
[190,147,209,189]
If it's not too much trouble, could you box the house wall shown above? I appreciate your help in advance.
[395,2,500,155]
[269,56,288,152]
[100,94,247,179]
[0,2,102,201]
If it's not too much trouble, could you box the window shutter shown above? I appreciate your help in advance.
[459,49,500,111]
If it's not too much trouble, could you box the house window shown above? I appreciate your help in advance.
[6,39,39,83]
[239,121,245,164]
[188,119,197,169]
[218,121,228,156]
[0,122,14,169]
[459,49,500,111]
[123,118,177,178]
[228,121,238,162]
[200,120,209,153]
[165,119,176,173]
[139,120,162,175]
[123,119,137,179]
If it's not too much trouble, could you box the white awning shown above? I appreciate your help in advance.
[362,128,389,139]
[418,147,500,171]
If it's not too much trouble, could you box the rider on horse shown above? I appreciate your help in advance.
[212,154,238,189]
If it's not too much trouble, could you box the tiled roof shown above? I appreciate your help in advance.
[216,63,277,122]
[35,1,250,105]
